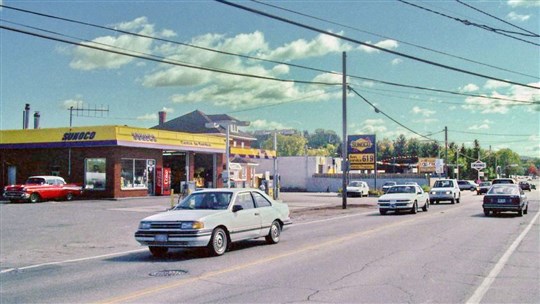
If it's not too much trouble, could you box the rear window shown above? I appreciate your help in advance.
[433,180,454,188]
[488,185,519,195]
[492,179,514,184]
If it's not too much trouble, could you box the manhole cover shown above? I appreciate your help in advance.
[149,270,188,277]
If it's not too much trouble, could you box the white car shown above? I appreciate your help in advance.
[346,181,369,197]
[135,189,291,257]
[429,179,461,204]
[378,184,429,215]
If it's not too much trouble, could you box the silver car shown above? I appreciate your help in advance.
[135,189,291,257]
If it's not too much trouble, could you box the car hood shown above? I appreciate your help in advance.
[379,193,416,201]
[141,209,226,222]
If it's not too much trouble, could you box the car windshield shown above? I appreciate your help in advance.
[433,180,453,188]
[487,185,519,195]
[387,186,416,194]
[348,182,361,187]
[383,182,395,186]
[174,192,233,210]
[26,178,45,185]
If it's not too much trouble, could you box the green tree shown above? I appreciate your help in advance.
[307,129,341,149]
[496,148,521,177]
[261,134,307,156]
[394,134,407,157]
[407,138,421,157]
[377,138,394,160]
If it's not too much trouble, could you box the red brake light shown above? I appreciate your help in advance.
[511,197,520,204]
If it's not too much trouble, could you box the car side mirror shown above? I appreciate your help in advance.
[417,191,422,194]
[232,205,243,212]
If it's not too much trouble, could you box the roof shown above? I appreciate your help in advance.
[152,110,255,141]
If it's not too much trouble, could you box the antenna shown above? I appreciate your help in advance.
[68,102,110,127]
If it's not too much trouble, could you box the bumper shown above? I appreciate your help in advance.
[3,192,30,201]
[134,230,212,248]
[429,194,454,202]
[483,204,524,212]
[378,202,414,210]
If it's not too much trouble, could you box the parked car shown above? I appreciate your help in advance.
[135,189,291,257]
[3,176,83,203]
[346,181,369,197]
[483,184,528,216]
[476,181,492,195]
[377,184,429,215]
[458,180,476,191]
[518,181,532,191]
[429,179,461,204]
[381,181,397,193]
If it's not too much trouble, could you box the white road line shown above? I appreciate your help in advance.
[466,210,540,304]
[0,249,147,274]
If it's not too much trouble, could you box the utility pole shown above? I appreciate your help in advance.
[342,52,348,209]
[444,126,448,178]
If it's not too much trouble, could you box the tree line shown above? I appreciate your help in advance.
[251,129,539,180]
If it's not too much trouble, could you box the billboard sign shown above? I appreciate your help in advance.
[347,135,376,170]
[418,157,436,173]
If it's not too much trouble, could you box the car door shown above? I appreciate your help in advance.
[251,191,277,237]
[230,192,262,241]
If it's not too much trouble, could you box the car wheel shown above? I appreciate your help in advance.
[65,192,73,201]
[517,208,523,217]
[379,209,387,215]
[450,198,455,204]
[208,227,228,256]
[484,209,490,216]
[435,200,439,204]
[149,246,168,257]
[524,204,528,215]
[456,196,460,203]
[422,200,429,212]
[410,202,418,214]
[29,193,40,203]
[265,221,281,244]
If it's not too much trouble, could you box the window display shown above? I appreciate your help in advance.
[85,158,106,190]
[121,158,152,189]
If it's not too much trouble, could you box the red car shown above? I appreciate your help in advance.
[3,176,83,203]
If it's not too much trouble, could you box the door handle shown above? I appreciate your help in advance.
[254,213,260,216]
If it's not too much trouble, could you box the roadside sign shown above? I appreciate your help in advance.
[471,160,486,171]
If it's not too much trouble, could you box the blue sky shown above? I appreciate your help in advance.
[1,0,539,157]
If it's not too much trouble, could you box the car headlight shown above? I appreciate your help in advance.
[445,191,451,194]
[181,221,204,229]
[430,191,435,194]
[139,222,151,229]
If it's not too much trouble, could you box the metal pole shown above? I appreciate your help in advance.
[226,124,230,188]
[342,52,348,209]
[273,130,278,199]
[444,126,448,177]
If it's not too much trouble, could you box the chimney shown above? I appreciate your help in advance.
[34,111,41,129]
[24,104,30,129]
[158,111,167,125]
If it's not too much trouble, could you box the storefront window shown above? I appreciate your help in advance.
[121,158,152,189]
[85,158,106,190]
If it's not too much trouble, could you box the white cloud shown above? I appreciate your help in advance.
[137,113,158,121]
[70,17,157,70]
[263,33,351,61]
[462,81,540,114]
[248,119,291,130]
[61,98,85,109]
[460,83,479,93]
[161,107,174,113]
[484,80,511,90]
[468,123,490,130]
[358,39,399,54]
[507,0,540,8]
[391,58,403,65]
[411,106,435,117]
[507,11,531,21]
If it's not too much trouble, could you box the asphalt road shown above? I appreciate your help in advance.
[0,190,538,303]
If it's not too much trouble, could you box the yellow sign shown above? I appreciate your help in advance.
[418,157,436,173]
[349,153,375,170]
[350,138,373,152]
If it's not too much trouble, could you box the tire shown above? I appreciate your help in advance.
[484,209,490,216]
[450,198,455,204]
[149,246,168,257]
[379,209,387,215]
[265,221,281,244]
[517,208,523,217]
[456,196,460,204]
[65,192,73,201]
[422,200,429,212]
[435,200,439,204]
[524,204,528,215]
[410,202,417,214]
[29,193,40,203]
[208,227,228,256]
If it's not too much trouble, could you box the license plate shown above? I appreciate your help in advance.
[497,199,506,203]
[155,234,168,242]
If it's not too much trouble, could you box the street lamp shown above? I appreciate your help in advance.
[206,120,250,188]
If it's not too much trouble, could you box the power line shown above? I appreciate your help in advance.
[398,0,540,46]
[455,0,539,38]
[215,0,539,90]
[0,25,341,87]
[249,0,538,80]
[449,129,532,137]
[1,5,535,105]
